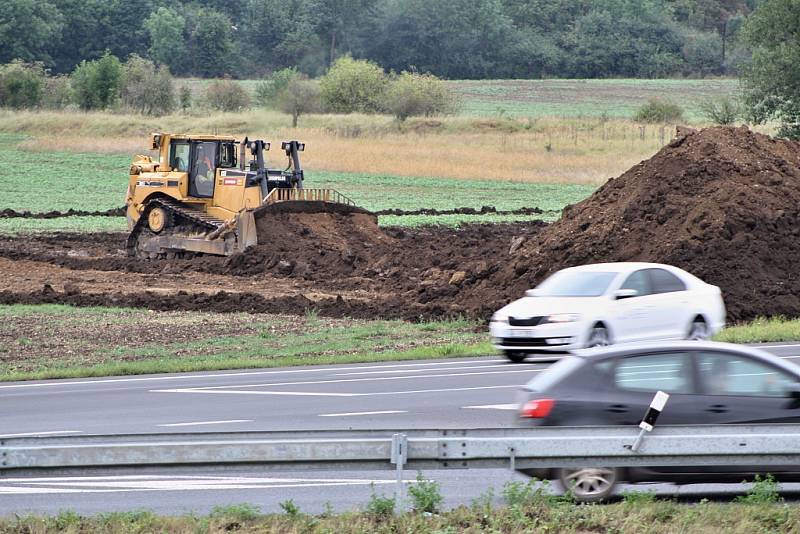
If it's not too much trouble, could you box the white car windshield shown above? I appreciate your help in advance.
[534,271,617,297]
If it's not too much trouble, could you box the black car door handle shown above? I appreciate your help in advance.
[606,404,628,413]
[706,404,729,413]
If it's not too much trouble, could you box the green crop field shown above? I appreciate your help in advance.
[0,134,594,233]
[451,78,740,120]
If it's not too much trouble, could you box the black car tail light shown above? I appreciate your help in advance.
[520,398,555,418]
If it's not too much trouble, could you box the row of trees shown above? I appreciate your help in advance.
[2,0,756,80]
[0,56,458,124]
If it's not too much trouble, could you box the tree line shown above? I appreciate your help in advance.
[2,0,756,80]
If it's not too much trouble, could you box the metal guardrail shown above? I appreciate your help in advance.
[4,425,800,474]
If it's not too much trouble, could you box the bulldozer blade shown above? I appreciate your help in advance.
[251,199,373,219]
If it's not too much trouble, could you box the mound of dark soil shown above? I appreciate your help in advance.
[459,126,800,321]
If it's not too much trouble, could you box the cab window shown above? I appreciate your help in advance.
[614,352,693,394]
[620,270,651,297]
[697,352,795,397]
[169,142,190,172]
[218,142,237,168]
[648,268,687,293]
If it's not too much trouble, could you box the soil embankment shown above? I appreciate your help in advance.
[2,126,799,322]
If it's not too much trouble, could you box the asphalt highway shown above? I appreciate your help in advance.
[2,343,800,515]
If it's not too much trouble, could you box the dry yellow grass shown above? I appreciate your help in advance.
[0,109,768,184]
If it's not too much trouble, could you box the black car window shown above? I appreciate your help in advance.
[619,270,651,297]
[613,352,693,394]
[696,352,795,397]
[525,356,583,392]
[648,268,687,293]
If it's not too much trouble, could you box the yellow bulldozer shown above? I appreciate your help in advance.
[125,133,360,258]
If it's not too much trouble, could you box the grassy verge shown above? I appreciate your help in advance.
[3,485,796,534]
[714,317,800,344]
[0,304,490,381]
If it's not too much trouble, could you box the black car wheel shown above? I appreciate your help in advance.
[586,325,611,348]
[557,467,619,503]
[687,317,709,340]
[504,350,527,363]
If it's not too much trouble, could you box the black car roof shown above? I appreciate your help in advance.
[571,341,800,378]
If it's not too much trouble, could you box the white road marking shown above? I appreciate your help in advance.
[157,419,253,427]
[758,344,800,349]
[0,430,82,438]
[0,359,508,390]
[319,410,407,417]
[333,363,519,376]
[160,383,523,397]
[0,475,409,495]
[153,368,542,392]
[154,389,360,397]
[462,403,519,411]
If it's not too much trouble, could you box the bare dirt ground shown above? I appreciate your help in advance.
[2,127,799,324]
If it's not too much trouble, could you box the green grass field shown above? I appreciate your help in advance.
[181,77,740,121]
[0,133,593,233]
[451,78,740,120]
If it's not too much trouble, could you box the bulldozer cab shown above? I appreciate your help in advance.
[167,139,238,199]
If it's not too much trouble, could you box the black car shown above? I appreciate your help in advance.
[516,341,800,502]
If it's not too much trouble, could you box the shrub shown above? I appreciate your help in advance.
[699,96,740,125]
[120,55,175,116]
[0,60,46,109]
[383,71,459,121]
[408,472,444,513]
[71,52,123,110]
[320,56,387,113]
[205,78,250,112]
[208,503,261,521]
[365,484,395,519]
[277,76,321,127]
[41,75,72,109]
[279,499,301,517]
[178,85,192,111]
[633,98,684,123]
[255,67,299,107]
[736,474,782,504]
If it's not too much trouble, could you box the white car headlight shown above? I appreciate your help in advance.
[490,314,508,324]
[544,313,581,324]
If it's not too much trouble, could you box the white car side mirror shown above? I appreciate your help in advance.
[613,288,639,300]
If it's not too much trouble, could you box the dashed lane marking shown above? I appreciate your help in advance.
[157,419,254,427]
[318,410,407,417]
[462,404,519,411]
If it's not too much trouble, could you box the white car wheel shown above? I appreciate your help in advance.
[557,467,619,503]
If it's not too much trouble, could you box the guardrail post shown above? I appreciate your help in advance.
[391,433,408,508]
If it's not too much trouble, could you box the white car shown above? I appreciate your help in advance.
[490,262,726,362]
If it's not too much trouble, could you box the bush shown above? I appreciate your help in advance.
[736,474,782,504]
[205,78,250,112]
[633,98,684,123]
[699,96,740,125]
[365,485,395,519]
[0,60,45,109]
[383,71,459,121]
[178,85,192,111]
[255,67,299,107]
[277,77,321,127]
[408,472,444,513]
[320,56,387,113]
[41,75,72,109]
[120,55,175,116]
[71,52,123,110]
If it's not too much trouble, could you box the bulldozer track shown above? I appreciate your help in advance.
[126,198,226,258]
